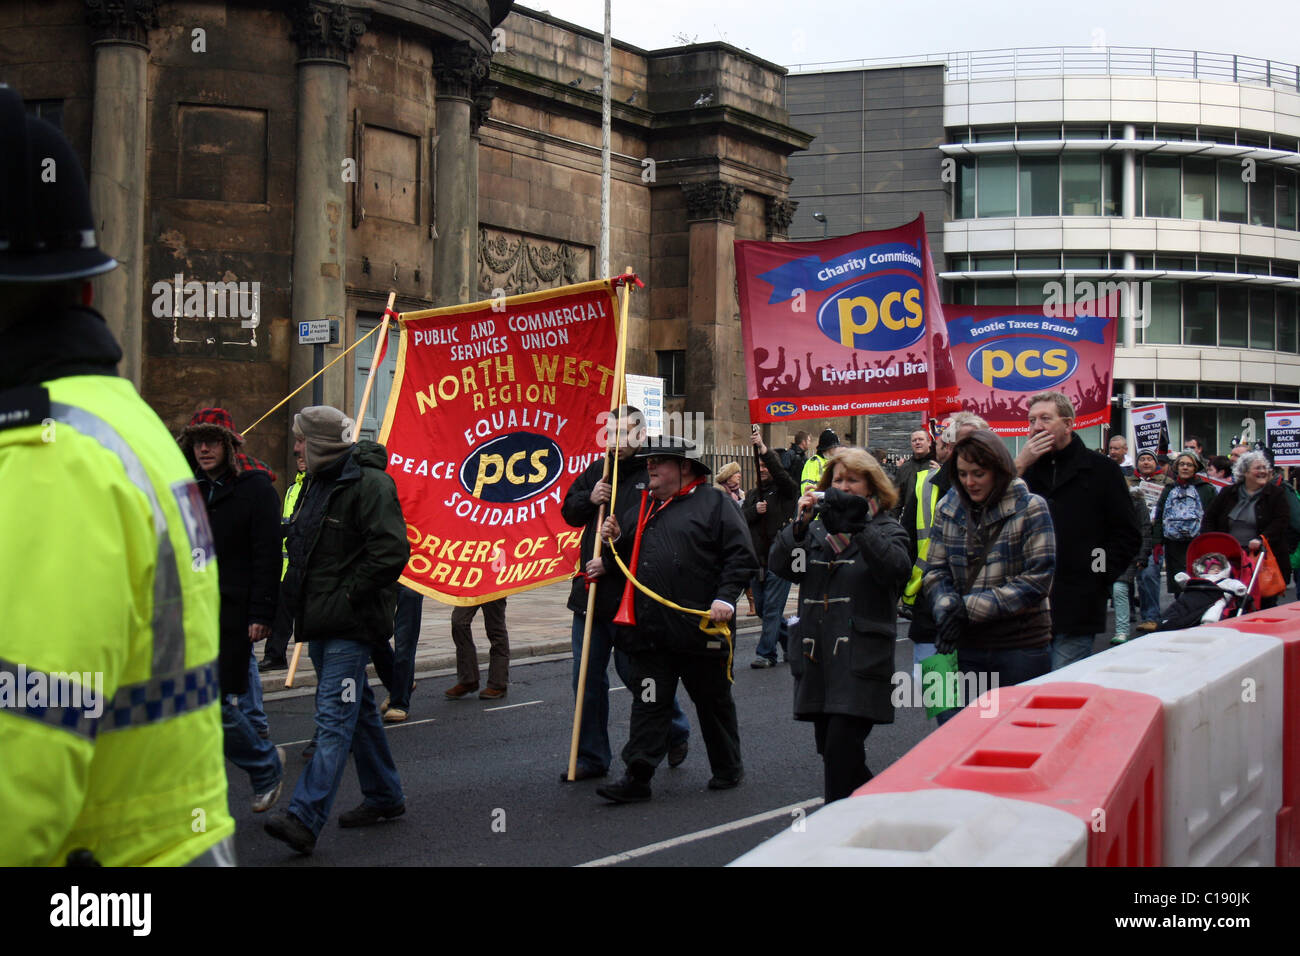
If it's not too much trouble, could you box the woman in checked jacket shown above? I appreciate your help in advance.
[923,430,1057,718]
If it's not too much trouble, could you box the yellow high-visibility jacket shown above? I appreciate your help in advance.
[0,375,234,866]
[281,470,305,580]
[903,467,941,605]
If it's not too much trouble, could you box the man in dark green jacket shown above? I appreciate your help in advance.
[265,406,410,855]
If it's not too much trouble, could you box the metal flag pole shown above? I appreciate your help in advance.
[599,0,611,278]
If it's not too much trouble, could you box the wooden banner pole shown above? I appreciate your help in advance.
[566,270,634,781]
[286,290,396,691]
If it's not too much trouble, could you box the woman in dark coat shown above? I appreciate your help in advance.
[768,447,911,803]
[1205,451,1293,609]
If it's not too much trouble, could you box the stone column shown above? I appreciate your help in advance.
[684,181,744,444]
[432,41,490,307]
[85,0,158,390]
[765,197,797,242]
[288,1,366,414]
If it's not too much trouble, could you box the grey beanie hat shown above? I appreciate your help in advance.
[294,405,354,473]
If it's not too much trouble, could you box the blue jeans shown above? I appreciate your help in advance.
[222,695,282,792]
[1050,632,1096,671]
[237,645,268,737]
[570,614,689,773]
[1138,555,1162,623]
[288,639,404,836]
[1112,579,1132,637]
[390,587,423,710]
[753,570,792,661]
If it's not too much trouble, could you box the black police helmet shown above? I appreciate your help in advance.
[0,85,117,282]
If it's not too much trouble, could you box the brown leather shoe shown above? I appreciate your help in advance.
[444,682,480,700]
[478,685,508,700]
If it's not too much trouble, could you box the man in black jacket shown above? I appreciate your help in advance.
[1016,392,1140,670]
[595,437,758,803]
[560,407,690,781]
[180,407,285,814]
[264,405,410,854]
[744,429,798,667]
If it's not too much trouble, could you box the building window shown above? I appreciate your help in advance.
[1218,161,1247,224]
[1143,156,1181,218]
[955,158,976,219]
[977,156,1017,217]
[975,280,1016,305]
[1018,156,1059,216]
[1103,156,1123,215]
[1250,289,1275,351]
[656,350,685,397]
[26,99,63,131]
[1062,155,1102,215]
[1183,286,1217,346]
[1218,286,1248,347]
[1278,170,1298,231]
[1182,158,1216,220]
[1250,164,1276,228]
[1144,281,1181,345]
[1279,291,1299,353]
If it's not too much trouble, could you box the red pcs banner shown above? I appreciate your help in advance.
[735,214,959,424]
[379,280,620,605]
[941,298,1120,435]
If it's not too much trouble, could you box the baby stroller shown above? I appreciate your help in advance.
[1143,532,1259,632]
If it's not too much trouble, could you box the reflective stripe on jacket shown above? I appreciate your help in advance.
[0,375,233,866]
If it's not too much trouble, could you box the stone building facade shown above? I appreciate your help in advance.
[2,0,812,483]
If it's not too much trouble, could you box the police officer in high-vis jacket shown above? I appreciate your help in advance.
[0,86,235,866]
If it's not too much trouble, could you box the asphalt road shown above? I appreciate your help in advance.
[229,574,1244,867]
[227,630,935,867]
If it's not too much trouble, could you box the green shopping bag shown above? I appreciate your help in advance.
[919,651,961,719]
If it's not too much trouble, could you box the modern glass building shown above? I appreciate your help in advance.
[787,48,1300,455]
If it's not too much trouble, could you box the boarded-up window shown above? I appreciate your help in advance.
[178,105,267,203]
[363,126,420,223]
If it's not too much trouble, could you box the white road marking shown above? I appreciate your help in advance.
[278,716,439,746]
[576,796,825,867]
[484,699,544,712]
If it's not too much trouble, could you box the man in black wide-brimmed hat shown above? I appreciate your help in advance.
[596,436,758,803]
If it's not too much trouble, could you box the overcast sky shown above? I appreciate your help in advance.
[515,0,1300,72]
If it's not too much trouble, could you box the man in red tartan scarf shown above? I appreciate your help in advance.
[595,436,757,803]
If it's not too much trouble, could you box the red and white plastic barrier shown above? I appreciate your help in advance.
[729,788,1087,867]
[1025,626,1284,866]
[732,602,1299,867]
[1200,606,1300,866]
[857,683,1162,866]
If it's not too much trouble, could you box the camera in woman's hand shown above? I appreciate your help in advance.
[820,487,871,534]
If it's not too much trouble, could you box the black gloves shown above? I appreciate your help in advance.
[820,487,871,534]
[935,602,967,654]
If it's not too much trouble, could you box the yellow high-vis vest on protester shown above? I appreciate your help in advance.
[281,470,305,579]
[800,453,828,496]
[903,467,941,606]
[0,375,235,866]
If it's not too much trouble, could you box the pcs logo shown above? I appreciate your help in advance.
[460,432,563,502]
[968,337,1078,390]
[817,274,924,351]
[1142,412,1157,421]
[1279,418,1293,427]
[766,401,797,418]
